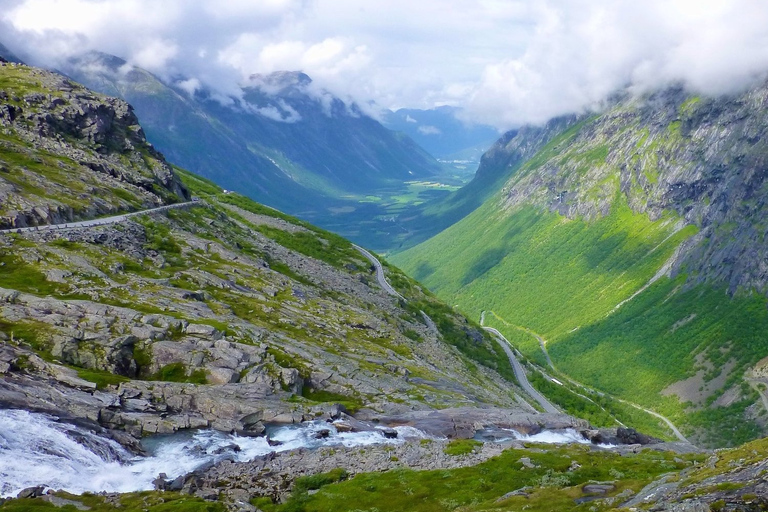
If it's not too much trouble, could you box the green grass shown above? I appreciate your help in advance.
[443,438,482,456]
[395,187,767,445]
[174,166,222,196]
[219,194,362,268]
[138,218,183,255]
[402,299,516,383]
[0,318,53,356]
[0,252,72,297]
[392,176,768,445]
[76,368,130,389]
[268,347,311,379]
[383,120,595,253]
[394,196,694,343]
[552,276,768,447]
[259,443,700,512]
[152,362,208,384]
[0,491,224,512]
[300,388,364,414]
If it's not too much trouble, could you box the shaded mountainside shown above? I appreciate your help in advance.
[0,62,554,440]
[59,52,447,248]
[394,82,768,447]
[0,44,23,65]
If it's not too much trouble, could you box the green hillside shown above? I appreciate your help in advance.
[394,85,768,447]
[0,60,528,428]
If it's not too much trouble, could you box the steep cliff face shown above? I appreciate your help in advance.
[0,62,187,228]
[394,81,768,447]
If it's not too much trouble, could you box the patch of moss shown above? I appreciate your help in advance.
[301,388,363,414]
[152,362,208,384]
[264,443,701,512]
[444,438,482,456]
[76,368,130,389]
[0,490,225,511]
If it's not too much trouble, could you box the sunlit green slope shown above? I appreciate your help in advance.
[394,84,768,447]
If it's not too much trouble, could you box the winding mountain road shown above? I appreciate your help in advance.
[615,397,690,443]
[481,325,560,414]
[480,311,691,443]
[352,244,405,300]
[352,253,558,414]
[0,199,201,234]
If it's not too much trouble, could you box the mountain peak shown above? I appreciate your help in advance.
[68,50,129,73]
[246,70,313,93]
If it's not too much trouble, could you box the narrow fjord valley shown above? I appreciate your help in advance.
[3,7,768,512]
[0,60,641,511]
[55,51,460,251]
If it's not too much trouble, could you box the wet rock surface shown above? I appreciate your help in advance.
[362,407,590,439]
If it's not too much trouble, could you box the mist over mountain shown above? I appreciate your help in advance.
[383,106,498,159]
[53,51,446,247]
[5,3,768,509]
[5,1,768,131]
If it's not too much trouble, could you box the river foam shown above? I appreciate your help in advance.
[0,409,427,498]
[474,426,600,445]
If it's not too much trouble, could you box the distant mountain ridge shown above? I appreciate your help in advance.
[42,50,446,245]
[384,106,498,159]
[0,42,23,64]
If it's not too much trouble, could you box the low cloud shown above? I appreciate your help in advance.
[417,125,441,135]
[3,0,768,130]
[244,100,302,123]
[465,0,768,128]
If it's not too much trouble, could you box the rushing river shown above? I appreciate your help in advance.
[0,409,599,498]
[477,427,595,445]
[0,409,427,497]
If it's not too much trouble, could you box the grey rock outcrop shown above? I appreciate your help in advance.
[0,61,188,230]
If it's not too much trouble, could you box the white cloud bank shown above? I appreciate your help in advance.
[2,0,768,130]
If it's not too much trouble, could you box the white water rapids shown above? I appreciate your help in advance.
[495,428,595,444]
[0,409,428,498]
[0,409,600,498]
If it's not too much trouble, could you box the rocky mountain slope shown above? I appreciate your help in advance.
[394,82,768,447]
[53,52,449,249]
[0,61,187,229]
[0,60,578,444]
[4,58,768,512]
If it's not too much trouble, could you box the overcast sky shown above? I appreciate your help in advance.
[3,0,768,129]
